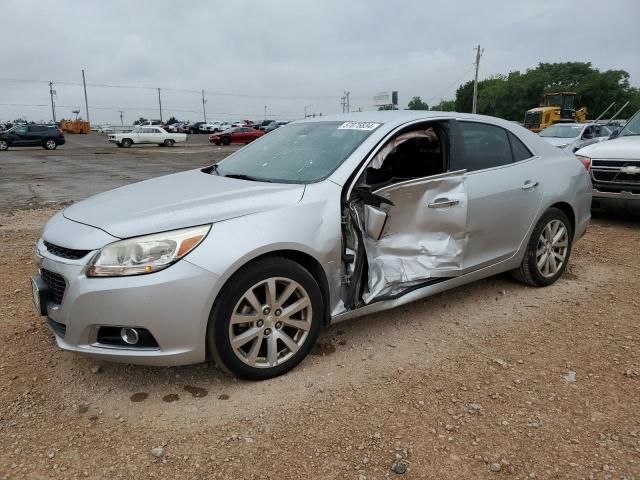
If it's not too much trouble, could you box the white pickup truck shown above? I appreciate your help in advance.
[108,126,187,148]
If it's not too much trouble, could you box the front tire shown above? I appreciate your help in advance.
[163,139,175,147]
[43,139,57,150]
[512,208,573,287]
[121,138,133,148]
[222,136,231,146]
[207,257,323,380]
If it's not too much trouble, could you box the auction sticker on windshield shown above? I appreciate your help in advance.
[338,122,381,131]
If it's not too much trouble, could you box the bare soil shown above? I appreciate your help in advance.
[1,208,639,480]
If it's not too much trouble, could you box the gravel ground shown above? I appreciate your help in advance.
[0,207,639,480]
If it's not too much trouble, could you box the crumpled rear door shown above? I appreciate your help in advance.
[360,171,468,303]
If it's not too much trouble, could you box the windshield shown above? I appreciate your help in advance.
[539,124,582,138]
[132,126,142,133]
[618,110,640,137]
[216,121,380,183]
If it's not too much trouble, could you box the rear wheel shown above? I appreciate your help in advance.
[512,208,573,287]
[163,139,175,147]
[121,138,132,148]
[0,140,8,151]
[207,257,323,380]
[43,139,57,150]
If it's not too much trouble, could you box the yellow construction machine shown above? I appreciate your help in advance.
[524,92,587,132]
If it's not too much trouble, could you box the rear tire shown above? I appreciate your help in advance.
[511,208,573,287]
[207,257,323,380]
[0,140,8,151]
[121,138,133,148]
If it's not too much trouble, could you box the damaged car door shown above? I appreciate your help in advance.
[360,171,467,302]
[344,121,469,304]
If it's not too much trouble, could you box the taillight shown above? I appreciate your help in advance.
[575,155,591,173]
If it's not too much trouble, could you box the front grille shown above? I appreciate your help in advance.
[591,159,640,186]
[47,317,66,338]
[524,111,541,129]
[41,269,66,305]
[44,241,91,260]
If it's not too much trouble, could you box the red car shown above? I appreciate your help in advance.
[209,126,265,145]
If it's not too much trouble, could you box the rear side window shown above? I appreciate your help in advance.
[508,132,533,162]
[29,125,47,132]
[458,122,512,171]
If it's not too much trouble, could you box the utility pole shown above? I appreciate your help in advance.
[119,110,124,126]
[472,44,483,114]
[81,69,90,124]
[304,104,312,118]
[49,82,56,123]
[344,91,350,113]
[340,94,346,113]
[157,88,163,122]
[202,89,207,122]
[264,105,267,120]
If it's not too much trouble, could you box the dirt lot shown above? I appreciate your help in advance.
[0,137,639,479]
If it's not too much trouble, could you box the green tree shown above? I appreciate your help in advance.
[450,62,640,121]
[133,117,148,125]
[165,116,178,125]
[430,100,456,112]
[407,96,429,110]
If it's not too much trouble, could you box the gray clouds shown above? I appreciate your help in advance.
[1,0,638,123]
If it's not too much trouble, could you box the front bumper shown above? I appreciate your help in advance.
[592,188,640,211]
[35,238,220,366]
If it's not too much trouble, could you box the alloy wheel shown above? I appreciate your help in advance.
[45,139,56,150]
[535,219,569,277]
[228,277,312,368]
[0,140,7,151]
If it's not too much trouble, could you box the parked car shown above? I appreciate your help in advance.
[199,122,220,133]
[216,122,231,132]
[32,112,590,380]
[165,123,184,133]
[258,120,280,133]
[98,125,114,134]
[538,123,612,152]
[183,122,207,134]
[0,124,65,151]
[575,109,640,210]
[107,126,187,147]
[208,126,264,145]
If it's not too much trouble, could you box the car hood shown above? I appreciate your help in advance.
[541,137,575,147]
[576,136,640,159]
[63,169,305,238]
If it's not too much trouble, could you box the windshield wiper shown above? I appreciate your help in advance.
[224,173,272,182]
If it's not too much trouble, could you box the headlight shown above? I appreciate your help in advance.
[87,225,210,277]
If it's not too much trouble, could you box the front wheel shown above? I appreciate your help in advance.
[512,208,573,287]
[121,138,133,148]
[163,139,175,147]
[207,257,323,380]
[43,139,57,150]
[222,136,231,145]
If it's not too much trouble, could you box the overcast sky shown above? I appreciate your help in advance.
[1,0,638,124]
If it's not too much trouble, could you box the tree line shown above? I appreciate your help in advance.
[407,62,640,121]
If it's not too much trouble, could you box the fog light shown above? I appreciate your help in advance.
[120,327,139,345]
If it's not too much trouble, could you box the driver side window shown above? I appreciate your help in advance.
[363,122,449,190]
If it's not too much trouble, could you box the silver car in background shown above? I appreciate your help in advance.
[539,122,613,152]
[32,111,591,379]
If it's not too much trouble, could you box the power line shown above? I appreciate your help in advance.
[425,63,475,102]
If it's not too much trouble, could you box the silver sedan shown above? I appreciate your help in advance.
[32,111,591,379]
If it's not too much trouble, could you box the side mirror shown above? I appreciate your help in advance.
[608,130,619,140]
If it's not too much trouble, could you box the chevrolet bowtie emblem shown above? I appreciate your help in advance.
[620,165,640,175]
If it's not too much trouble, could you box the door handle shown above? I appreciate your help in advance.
[521,181,539,191]
[428,198,459,209]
